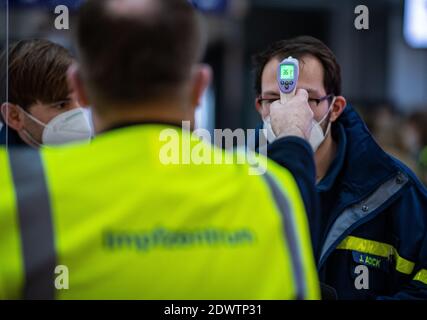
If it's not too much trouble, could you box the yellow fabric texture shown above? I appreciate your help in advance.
[0,125,319,299]
[0,150,24,300]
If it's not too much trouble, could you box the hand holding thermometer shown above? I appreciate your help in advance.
[277,56,299,104]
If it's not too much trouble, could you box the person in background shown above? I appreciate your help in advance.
[402,111,427,185]
[368,104,420,175]
[0,39,93,148]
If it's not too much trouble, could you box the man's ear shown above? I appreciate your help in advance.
[1,103,25,130]
[67,63,90,106]
[191,64,212,109]
[330,96,347,122]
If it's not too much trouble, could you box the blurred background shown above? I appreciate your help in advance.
[1,0,427,184]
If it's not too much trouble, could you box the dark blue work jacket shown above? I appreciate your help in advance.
[255,105,427,299]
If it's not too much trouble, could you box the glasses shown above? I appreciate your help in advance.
[258,94,334,109]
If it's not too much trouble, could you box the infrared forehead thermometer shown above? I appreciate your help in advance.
[277,57,299,104]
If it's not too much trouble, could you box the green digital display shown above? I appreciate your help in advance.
[280,65,294,80]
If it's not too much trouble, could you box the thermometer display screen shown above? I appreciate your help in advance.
[280,65,294,80]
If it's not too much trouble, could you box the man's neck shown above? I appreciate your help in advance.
[93,101,193,134]
[314,133,337,184]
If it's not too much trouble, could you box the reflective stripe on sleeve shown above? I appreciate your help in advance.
[413,269,427,285]
[263,172,307,300]
[337,236,415,275]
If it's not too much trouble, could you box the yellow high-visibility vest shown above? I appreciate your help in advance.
[0,124,319,300]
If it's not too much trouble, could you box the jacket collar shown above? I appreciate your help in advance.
[336,105,400,200]
[317,123,347,192]
[318,105,409,267]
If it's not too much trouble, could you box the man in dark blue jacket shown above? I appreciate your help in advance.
[252,36,427,299]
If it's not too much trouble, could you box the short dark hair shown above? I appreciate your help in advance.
[76,0,204,106]
[253,36,342,97]
[0,39,73,109]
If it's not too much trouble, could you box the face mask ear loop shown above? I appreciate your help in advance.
[21,128,43,148]
[318,97,336,125]
[14,106,47,148]
[323,119,332,139]
[18,105,48,128]
[316,96,336,136]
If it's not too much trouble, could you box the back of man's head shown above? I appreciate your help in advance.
[76,0,204,108]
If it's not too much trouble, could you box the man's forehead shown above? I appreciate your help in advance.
[261,55,325,96]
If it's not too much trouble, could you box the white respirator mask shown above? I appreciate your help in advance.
[263,97,336,152]
[20,107,93,147]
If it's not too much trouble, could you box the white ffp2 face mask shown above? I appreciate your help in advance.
[21,107,93,146]
[263,97,336,152]
[263,116,277,145]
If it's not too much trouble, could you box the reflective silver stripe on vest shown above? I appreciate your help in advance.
[319,172,409,266]
[263,172,306,300]
[8,148,56,300]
